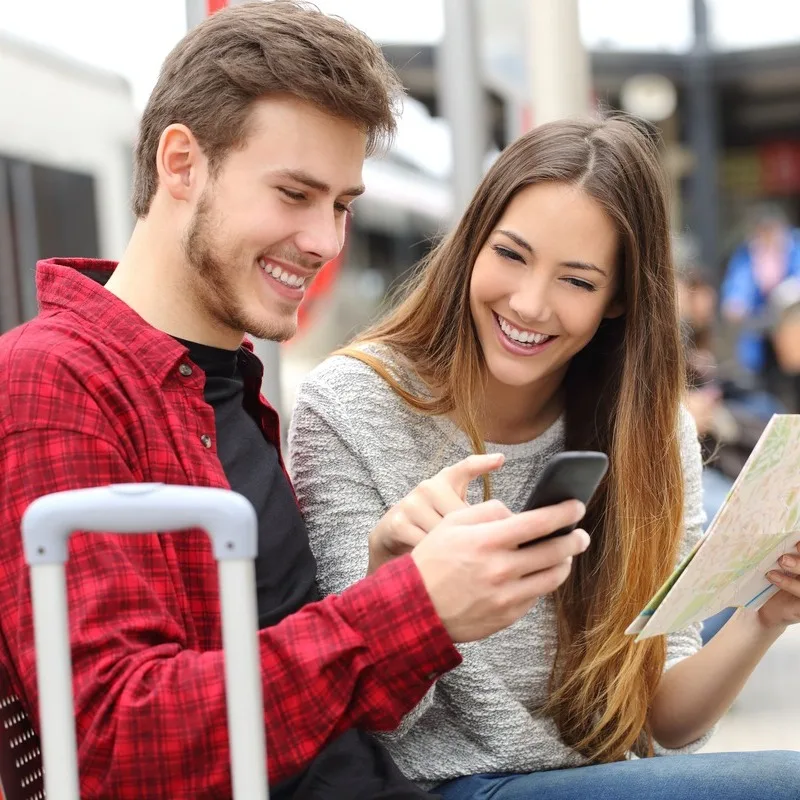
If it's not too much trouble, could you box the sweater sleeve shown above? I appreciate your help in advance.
[289,361,390,597]
[288,358,445,734]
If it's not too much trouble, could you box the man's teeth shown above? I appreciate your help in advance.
[259,259,306,288]
[498,315,551,345]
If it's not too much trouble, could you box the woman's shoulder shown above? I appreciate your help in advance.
[291,343,453,482]
[292,342,436,445]
[298,344,410,401]
[298,343,423,404]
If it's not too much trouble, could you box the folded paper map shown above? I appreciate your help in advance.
[627,414,800,641]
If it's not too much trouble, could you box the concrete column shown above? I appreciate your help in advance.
[528,0,591,125]
[184,0,208,29]
[686,0,721,276]
[438,0,487,219]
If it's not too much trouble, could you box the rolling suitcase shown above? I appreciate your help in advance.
[21,482,269,800]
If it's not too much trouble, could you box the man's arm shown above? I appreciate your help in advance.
[0,427,460,798]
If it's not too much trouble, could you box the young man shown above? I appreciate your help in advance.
[0,3,588,798]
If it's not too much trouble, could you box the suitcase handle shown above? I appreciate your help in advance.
[21,483,268,800]
[22,482,258,564]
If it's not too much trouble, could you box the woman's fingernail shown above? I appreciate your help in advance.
[781,555,797,569]
[768,571,784,583]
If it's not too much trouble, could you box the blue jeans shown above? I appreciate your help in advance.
[435,751,800,800]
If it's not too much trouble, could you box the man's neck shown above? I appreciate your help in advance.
[105,217,243,350]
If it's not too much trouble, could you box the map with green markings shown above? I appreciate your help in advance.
[627,414,800,640]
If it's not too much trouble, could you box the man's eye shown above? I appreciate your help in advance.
[279,188,305,201]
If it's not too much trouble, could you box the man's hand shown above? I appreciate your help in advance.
[367,453,505,574]
[411,498,589,642]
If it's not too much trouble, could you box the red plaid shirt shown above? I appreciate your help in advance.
[0,259,460,799]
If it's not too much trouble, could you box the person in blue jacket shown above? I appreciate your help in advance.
[721,204,800,378]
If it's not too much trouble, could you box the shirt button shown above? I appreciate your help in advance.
[179,363,193,377]
[200,434,212,449]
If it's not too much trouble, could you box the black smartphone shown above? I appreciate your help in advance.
[520,451,608,544]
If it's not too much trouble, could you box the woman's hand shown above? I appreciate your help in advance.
[759,541,800,630]
[367,453,505,574]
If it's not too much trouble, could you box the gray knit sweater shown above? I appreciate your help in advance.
[288,345,712,789]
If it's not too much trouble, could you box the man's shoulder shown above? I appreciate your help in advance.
[0,311,112,377]
[0,313,123,433]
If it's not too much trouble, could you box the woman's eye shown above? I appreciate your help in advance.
[279,188,305,201]
[492,244,525,263]
[564,277,597,292]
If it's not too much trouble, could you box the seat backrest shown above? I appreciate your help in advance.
[0,668,44,800]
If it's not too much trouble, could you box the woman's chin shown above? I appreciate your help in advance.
[485,363,545,391]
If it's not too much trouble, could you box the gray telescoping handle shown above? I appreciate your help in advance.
[21,483,268,800]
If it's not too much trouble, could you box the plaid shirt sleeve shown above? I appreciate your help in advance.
[0,424,460,798]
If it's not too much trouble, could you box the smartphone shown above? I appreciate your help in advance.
[520,451,609,544]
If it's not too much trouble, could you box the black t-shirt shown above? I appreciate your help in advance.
[181,339,318,626]
[179,338,436,800]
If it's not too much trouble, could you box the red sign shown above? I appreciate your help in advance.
[760,141,800,195]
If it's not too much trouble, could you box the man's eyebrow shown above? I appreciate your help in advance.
[271,168,365,197]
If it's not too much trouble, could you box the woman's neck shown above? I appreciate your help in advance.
[480,368,566,445]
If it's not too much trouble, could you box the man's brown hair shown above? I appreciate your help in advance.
[132,0,403,218]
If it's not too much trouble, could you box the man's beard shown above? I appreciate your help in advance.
[181,193,297,343]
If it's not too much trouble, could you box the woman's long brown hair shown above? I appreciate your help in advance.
[337,114,685,762]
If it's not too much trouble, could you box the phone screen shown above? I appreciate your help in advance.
[521,451,608,544]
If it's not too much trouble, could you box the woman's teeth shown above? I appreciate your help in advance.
[259,259,306,288]
[497,315,551,345]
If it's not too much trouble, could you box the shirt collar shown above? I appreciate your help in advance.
[36,257,277,411]
[37,258,199,385]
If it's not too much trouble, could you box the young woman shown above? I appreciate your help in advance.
[288,114,800,800]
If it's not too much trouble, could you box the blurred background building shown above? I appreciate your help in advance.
[1,0,799,756]
[3,0,798,407]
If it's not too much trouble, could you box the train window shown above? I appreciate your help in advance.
[32,164,100,262]
[0,155,100,331]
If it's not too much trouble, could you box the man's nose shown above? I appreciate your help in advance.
[293,208,344,265]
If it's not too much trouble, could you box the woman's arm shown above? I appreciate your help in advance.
[289,363,443,736]
[648,406,800,749]
[649,608,783,749]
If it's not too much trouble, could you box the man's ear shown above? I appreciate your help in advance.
[155,124,206,204]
